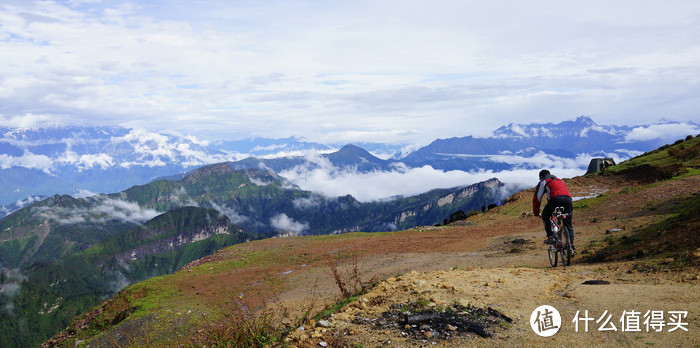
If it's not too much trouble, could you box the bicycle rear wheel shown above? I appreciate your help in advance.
[559,226,572,266]
[548,243,558,267]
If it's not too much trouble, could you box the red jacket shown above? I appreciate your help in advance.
[533,175,571,215]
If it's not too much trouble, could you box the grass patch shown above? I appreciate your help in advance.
[602,136,700,184]
[499,322,513,329]
[586,240,603,248]
[188,302,282,347]
[672,166,700,180]
[308,231,390,241]
[631,250,698,273]
[573,194,607,209]
[126,276,181,318]
[313,293,363,321]
[607,136,700,174]
[397,298,432,312]
[585,194,700,267]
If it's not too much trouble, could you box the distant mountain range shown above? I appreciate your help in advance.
[212,136,405,159]
[401,116,691,170]
[1,117,697,207]
[0,125,233,205]
[1,165,501,271]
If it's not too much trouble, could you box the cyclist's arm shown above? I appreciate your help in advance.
[536,180,548,201]
[533,181,546,216]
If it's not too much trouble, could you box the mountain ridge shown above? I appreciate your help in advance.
[2,117,697,206]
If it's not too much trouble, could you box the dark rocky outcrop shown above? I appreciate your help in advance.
[585,158,616,175]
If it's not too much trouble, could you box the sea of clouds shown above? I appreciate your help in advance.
[278,150,637,202]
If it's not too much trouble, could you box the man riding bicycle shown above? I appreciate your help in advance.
[533,170,575,252]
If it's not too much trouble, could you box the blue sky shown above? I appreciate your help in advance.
[1,0,699,145]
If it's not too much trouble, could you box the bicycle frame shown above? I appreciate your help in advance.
[547,207,572,267]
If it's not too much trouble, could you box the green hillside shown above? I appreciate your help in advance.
[0,163,504,347]
[1,165,500,270]
[0,207,251,348]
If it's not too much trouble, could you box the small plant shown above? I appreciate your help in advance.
[603,235,616,245]
[467,210,481,218]
[326,253,377,298]
[398,298,432,312]
[186,285,321,347]
[189,302,281,347]
[499,322,513,329]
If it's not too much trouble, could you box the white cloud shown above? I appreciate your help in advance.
[255,149,336,160]
[251,144,289,152]
[73,189,98,199]
[0,1,698,144]
[623,123,700,142]
[248,177,271,186]
[292,195,323,210]
[279,148,641,202]
[0,152,54,173]
[36,196,161,225]
[209,202,249,225]
[0,283,21,297]
[58,151,114,170]
[281,162,587,203]
[270,213,309,236]
[0,113,67,129]
[14,195,44,207]
[613,149,643,158]
[92,198,161,224]
[0,268,27,314]
[484,152,594,170]
[113,128,237,168]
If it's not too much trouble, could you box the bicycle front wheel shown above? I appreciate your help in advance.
[559,226,572,266]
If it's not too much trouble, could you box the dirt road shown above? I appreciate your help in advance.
[275,175,700,347]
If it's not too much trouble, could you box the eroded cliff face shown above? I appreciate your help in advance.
[393,178,503,227]
[425,178,502,211]
[117,220,235,262]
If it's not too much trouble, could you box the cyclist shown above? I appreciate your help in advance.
[533,169,575,252]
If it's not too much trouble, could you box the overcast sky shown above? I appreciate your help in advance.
[1,0,699,145]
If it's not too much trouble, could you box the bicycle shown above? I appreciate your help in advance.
[547,206,573,267]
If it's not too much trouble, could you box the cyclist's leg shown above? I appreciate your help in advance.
[562,196,574,247]
[552,195,575,248]
[541,202,554,243]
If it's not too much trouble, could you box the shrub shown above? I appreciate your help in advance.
[189,302,281,347]
[467,210,481,218]
[326,253,377,298]
[668,142,700,161]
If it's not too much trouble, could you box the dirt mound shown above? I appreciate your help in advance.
[290,264,699,347]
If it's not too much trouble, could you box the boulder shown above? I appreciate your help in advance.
[586,158,616,175]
